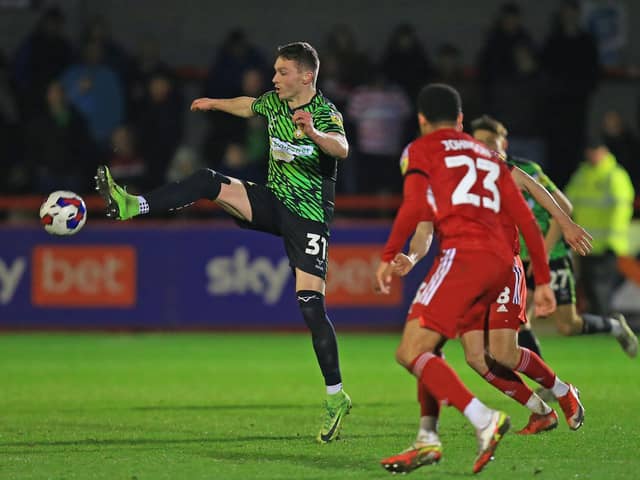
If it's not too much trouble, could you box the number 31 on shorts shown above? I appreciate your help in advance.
[305,233,327,259]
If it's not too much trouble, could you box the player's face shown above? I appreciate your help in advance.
[272,57,311,101]
[586,146,607,165]
[473,129,506,155]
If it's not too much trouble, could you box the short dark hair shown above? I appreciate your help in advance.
[277,42,319,73]
[470,115,508,136]
[417,83,462,123]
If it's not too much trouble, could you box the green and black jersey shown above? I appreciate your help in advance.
[507,155,570,261]
[251,91,345,223]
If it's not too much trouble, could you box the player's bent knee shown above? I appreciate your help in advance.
[192,168,231,200]
[395,345,415,369]
[555,316,582,336]
[491,346,519,369]
[395,333,440,369]
[465,351,487,374]
[556,322,574,336]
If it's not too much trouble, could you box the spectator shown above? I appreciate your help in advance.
[322,24,371,101]
[240,69,269,167]
[127,38,170,118]
[200,30,267,166]
[565,139,635,315]
[489,40,547,164]
[476,2,536,109]
[0,49,23,193]
[12,6,73,117]
[83,15,133,89]
[346,68,412,193]
[202,29,268,99]
[541,0,601,187]
[317,53,349,114]
[432,43,481,132]
[219,142,264,185]
[202,68,267,170]
[600,110,640,191]
[134,69,184,187]
[25,81,95,194]
[380,23,433,101]
[166,146,202,183]
[107,125,146,191]
[59,39,124,149]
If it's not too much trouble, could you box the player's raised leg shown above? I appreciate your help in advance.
[553,304,638,358]
[483,263,558,434]
[96,165,252,221]
[295,270,351,443]
[482,352,558,435]
[489,328,584,430]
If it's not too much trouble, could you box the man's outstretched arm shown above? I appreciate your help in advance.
[190,97,256,118]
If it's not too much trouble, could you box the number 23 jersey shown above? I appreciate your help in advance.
[404,128,524,258]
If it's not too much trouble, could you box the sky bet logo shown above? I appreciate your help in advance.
[205,245,403,307]
[31,246,136,307]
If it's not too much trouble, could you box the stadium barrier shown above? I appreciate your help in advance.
[0,222,435,330]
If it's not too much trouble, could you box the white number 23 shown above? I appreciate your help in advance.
[445,155,501,213]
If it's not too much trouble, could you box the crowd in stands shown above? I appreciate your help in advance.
[0,1,638,199]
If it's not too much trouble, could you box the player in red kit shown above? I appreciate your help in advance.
[386,181,588,438]
[375,84,558,475]
[473,115,589,434]
[385,153,590,432]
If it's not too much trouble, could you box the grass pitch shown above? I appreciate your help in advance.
[1,333,638,479]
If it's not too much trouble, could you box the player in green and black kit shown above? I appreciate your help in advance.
[471,115,638,360]
[95,42,353,442]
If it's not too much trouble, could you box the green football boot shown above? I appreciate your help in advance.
[95,165,140,220]
[317,390,352,443]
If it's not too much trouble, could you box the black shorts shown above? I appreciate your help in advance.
[234,182,330,280]
[523,256,576,305]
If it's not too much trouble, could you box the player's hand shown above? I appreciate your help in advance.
[533,283,556,317]
[559,220,593,256]
[391,253,416,277]
[374,261,394,295]
[292,110,316,138]
[190,98,217,111]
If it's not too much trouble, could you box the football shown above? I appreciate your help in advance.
[39,190,87,236]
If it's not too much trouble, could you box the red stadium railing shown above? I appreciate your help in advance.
[1,194,639,216]
[0,194,403,214]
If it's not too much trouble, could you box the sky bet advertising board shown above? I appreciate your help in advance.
[0,223,435,330]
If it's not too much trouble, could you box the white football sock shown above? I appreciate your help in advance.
[464,398,493,430]
[326,383,342,395]
[417,416,440,444]
[609,317,623,336]
[526,394,552,415]
[551,376,569,398]
[138,196,149,215]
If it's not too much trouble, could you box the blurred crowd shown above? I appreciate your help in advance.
[0,0,639,199]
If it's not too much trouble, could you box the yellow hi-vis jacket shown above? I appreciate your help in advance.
[565,152,635,256]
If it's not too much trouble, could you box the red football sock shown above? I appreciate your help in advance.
[418,381,440,417]
[515,347,556,389]
[482,364,533,405]
[411,352,473,413]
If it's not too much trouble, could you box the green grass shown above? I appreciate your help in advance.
[0,333,638,479]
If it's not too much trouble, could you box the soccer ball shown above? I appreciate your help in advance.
[39,190,87,236]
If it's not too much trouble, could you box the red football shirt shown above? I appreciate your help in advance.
[382,128,550,285]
